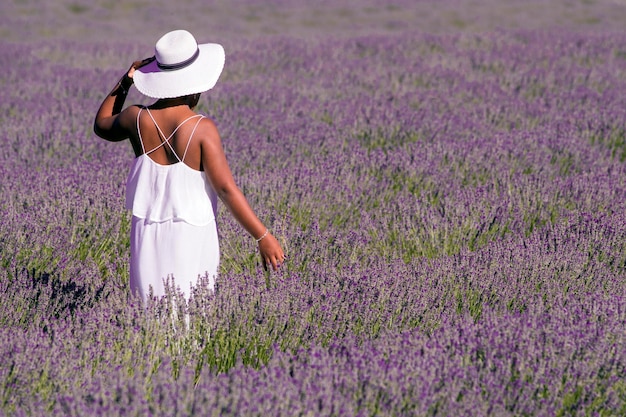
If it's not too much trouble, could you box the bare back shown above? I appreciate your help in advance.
[130,105,210,172]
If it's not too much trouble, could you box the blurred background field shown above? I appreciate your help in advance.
[3,0,626,44]
[1,0,626,415]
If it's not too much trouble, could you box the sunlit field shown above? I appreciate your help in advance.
[1,0,626,415]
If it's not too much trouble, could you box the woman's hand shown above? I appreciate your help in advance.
[126,56,155,80]
[258,232,286,271]
[121,56,155,90]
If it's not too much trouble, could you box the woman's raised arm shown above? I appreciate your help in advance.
[94,58,154,141]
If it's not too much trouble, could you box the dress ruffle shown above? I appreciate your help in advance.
[125,154,218,226]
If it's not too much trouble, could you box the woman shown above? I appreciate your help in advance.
[94,30,285,303]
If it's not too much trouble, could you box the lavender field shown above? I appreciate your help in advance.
[2,0,626,415]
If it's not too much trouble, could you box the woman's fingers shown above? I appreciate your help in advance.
[127,57,155,78]
[258,233,286,271]
[137,56,155,68]
[262,254,283,271]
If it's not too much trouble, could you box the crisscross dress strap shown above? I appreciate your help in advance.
[181,116,205,162]
[140,108,203,162]
[136,107,146,154]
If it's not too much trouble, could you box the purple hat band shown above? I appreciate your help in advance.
[156,47,200,71]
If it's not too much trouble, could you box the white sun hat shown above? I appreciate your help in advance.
[133,30,225,99]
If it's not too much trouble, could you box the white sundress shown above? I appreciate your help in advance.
[125,107,220,303]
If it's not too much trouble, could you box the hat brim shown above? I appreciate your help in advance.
[134,43,225,99]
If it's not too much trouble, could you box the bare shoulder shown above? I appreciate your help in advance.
[117,104,142,130]
[198,116,219,134]
[197,116,222,146]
